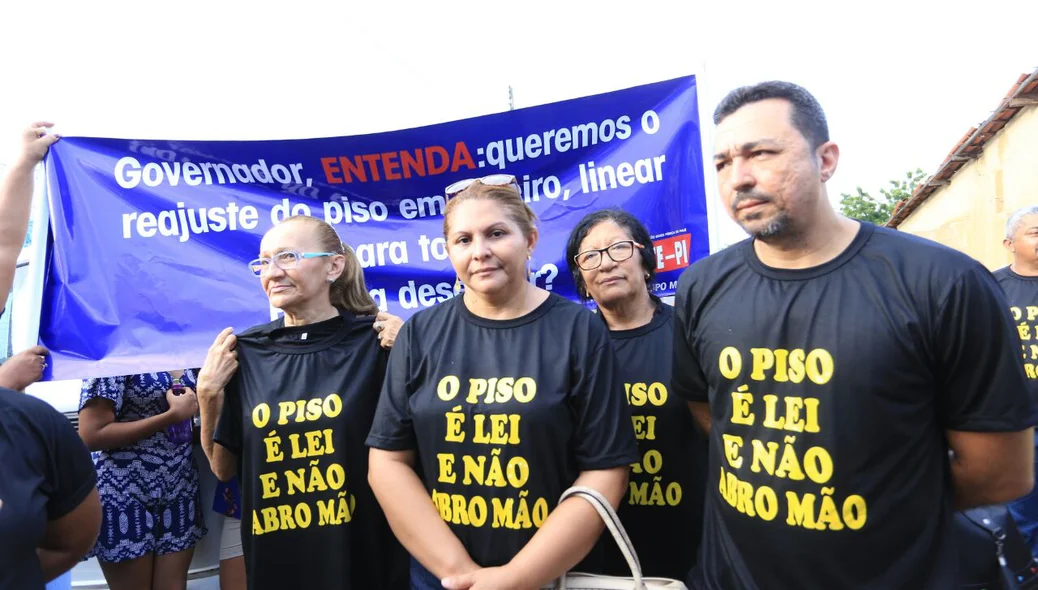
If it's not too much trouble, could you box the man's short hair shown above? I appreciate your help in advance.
[713,81,830,150]
[1005,205,1038,239]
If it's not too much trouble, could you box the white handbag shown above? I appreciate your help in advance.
[550,486,689,590]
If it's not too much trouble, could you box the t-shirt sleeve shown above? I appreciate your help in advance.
[80,376,125,414]
[672,271,709,403]
[38,404,98,520]
[375,346,390,395]
[366,320,417,450]
[182,368,200,390]
[935,265,1038,431]
[214,373,244,455]
[569,320,640,471]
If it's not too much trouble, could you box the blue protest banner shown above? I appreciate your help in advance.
[39,74,709,380]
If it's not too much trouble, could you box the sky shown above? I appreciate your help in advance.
[1,0,1036,248]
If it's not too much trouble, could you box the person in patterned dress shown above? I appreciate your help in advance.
[78,370,207,590]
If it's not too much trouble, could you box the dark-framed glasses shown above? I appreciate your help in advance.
[445,174,521,199]
[248,251,336,276]
[574,240,643,271]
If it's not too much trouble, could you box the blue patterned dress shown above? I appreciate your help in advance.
[80,371,207,562]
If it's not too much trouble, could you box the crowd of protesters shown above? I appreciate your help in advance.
[1,79,1036,590]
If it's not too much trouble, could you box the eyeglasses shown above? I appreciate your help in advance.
[248,251,337,276]
[573,240,643,271]
[445,174,522,199]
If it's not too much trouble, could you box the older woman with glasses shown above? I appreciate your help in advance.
[367,175,639,590]
[565,208,708,581]
[195,214,407,590]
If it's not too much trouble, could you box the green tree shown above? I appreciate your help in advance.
[840,168,927,225]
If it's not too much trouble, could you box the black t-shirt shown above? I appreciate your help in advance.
[993,266,1038,420]
[0,388,97,590]
[366,293,640,569]
[598,300,708,580]
[214,311,408,590]
[673,223,1037,590]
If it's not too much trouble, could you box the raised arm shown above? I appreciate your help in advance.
[0,123,58,306]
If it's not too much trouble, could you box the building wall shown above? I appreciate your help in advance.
[897,105,1038,271]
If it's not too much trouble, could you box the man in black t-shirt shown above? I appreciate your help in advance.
[994,204,1038,556]
[674,81,1037,590]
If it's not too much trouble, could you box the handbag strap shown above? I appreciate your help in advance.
[959,509,1021,590]
[557,486,644,589]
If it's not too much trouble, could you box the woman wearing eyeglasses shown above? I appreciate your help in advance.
[195,214,408,590]
[564,208,708,581]
[366,175,639,590]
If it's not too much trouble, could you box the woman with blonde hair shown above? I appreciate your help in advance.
[196,214,407,590]
[367,175,639,590]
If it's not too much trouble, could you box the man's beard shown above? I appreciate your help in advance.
[731,191,791,241]
[747,212,791,240]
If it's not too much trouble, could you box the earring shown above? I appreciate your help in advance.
[454,276,463,293]
[527,255,534,281]
[327,277,335,284]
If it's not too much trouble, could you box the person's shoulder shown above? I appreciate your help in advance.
[0,388,69,431]
[406,295,460,330]
[389,297,465,349]
[863,226,1002,308]
[991,265,1013,282]
[237,318,282,340]
[865,225,986,277]
[866,225,971,264]
[543,292,600,324]
[541,293,612,344]
[544,291,592,314]
[339,310,379,338]
[676,237,749,294]
[1,387,57,414]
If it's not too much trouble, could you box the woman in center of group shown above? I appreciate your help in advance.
[367,175,640,590]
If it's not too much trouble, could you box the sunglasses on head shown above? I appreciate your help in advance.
[444,174,522,199]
